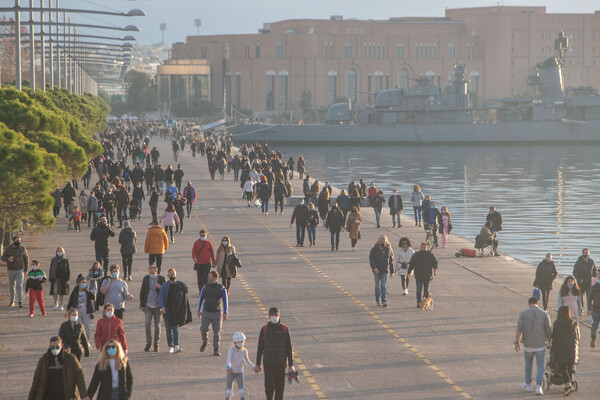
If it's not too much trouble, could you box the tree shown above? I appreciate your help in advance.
[124,70,157,114]
[299,90,312,112]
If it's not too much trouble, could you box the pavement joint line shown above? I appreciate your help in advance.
[184,156,472,400]
[187,198,328,400]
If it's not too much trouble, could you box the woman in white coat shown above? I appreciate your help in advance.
[393,237,415,295]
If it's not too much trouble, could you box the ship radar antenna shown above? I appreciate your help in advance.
[554,31,569,66]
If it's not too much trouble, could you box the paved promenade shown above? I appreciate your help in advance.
[1,137,600,399]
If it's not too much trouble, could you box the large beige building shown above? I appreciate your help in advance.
[158,6,600,116]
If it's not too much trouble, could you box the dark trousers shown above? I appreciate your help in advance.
[186,201,193,217]
[416,279,430,305]
[540,288,551,310]
[122,253,133,278]
[164,225,174,241]
[264,364,286,400]
[351,238,358,247]
[149,254,163,274]
[330,231,340,249]
[401,275,410,290]
[53,206,60,218]
[195,263,211,293]
[95,248,110,274]
[115,308,125,320]
[151,207,158,222]
[117,207,128,226]
[342,208,348,225]
[222,277,231,290]
[233,169,239,181]
[295,223,306,245]
[87,211,96,226]
[274,197,284,213]
[175,211,184,232]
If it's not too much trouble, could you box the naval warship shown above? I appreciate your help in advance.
[229,32,600,144]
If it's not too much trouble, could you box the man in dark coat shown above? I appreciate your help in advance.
[486,206,503,256]
[290,200,309,247]
[62,182,76,216]
[159,268,192,353]
[140,264,166,352]
[325,204,345,251]
[388,189,404,228]
[90,217,115,274]
[408,242,439,308]
[573,248,597,306]
[118,221,137,281]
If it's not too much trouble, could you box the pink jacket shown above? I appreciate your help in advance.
[160,211,180,227]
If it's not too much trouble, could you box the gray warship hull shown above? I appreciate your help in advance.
[230,120,600,144]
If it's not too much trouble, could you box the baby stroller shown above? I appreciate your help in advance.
[542,349,578,393]
[129,199,140,221]
[474,234,497,256]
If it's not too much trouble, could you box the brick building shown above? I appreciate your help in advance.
[158,6,600,116]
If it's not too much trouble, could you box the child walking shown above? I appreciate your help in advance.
[225,332,255,400]
[72,207,82,232]
[25,260,47,317]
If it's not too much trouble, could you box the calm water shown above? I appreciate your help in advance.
[275,143,600,275]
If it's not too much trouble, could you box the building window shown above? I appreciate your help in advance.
[398,68,409,89]
[470,73,479,95]
[225,73,231,109]
[235,74,241,107]
[432,45,436,60]
[346,67,357,102]
[244,45,250,59]
[466,44,475,60]
[385,74,390,89]
[266,73,275,111]
[363,43,367,59]
[201,44,207,59]
[324,42,333,59]
[416,44,420,60]
[256,42,260,59]
[275,43,283,59]
[396,44,404,59]
[448,43,455,60]
[328,75,337,105]
[367,75,372,104]
[374,74,382,93]
[344,43,352,59]
[279,74,288,110]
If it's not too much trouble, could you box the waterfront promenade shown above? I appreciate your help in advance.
[1,138,599,399]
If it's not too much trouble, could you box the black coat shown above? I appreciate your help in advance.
[552,319,579,364]
[257,182,272,201]
[388,194,403,214]
[325,209,345,233]
[139,274,166,309]
[290,204,309,225]
[408,251,438,282]
[118,227,137,255]
[59,321,90,360]
[66,288,95,315]
[369,245,394,274]
[165,281,193,327]
[573,256,597,289]
[88,360,133,400]
[90,222,115,250]
[486,211,503,232]
[534,260,558,290]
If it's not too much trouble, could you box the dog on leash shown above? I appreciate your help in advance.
[419,293,434,311]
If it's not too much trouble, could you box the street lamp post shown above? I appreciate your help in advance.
[40,0,45,90]
[15,0,21,90]
[29,0,35,89]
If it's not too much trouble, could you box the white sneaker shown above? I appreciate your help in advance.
[174,345,182,353]
[535,385,543,395]
[168,346,174,353]
[521,382,533,392]
[59,306,64,311]
[265,212,268,215]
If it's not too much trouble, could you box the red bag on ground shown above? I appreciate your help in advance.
[460,248,476,257]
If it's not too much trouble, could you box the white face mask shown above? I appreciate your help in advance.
[50,347,61,356]
[57,252,63,257]
[70,316,78,323]
[234,342,243,348]
[270,316,279,324]
[106,311,114,319]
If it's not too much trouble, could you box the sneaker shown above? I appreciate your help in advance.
[18,302,23,308]
[415,222,418,226]
[29,314,34,318]
[402,289,407,296]
[591,337,596,348]
[376,302,382,307]
[153,345,159,352]
[144,344,151,352]
[168,347,174,354]
[174,345,182,353]
[398,224,402,227]
[382,303,389,308]
[213,349,221,356]
[494,251,500,257]
[352,247,356,251]
[331,248,334,251]
[536,385,543,395]
[521,382,533,392]
[564,386,574,396]
[59,305,64,311]
[265,212,268,215]
[199,341,207,352]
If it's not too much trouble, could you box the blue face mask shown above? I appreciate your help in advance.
[107,347,117,356]
[149,273,156,278]
[112,272,119,279]
[81,283,87,289]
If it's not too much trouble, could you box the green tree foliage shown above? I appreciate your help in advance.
[299,90,312,112]
[125,70,157,114]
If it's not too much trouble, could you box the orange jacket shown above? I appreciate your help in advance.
[144,226,169,254]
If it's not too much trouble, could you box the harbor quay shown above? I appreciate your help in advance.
[2,138,600,399]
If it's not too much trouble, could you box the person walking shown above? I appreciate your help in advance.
[100,265,134,321]
[118,221,137,281]
[388,189,403,228]
[533,253,558,311]
[192,229,216,293]
[297,156,305,179]
[346,207,362,251]
[78,191,88,226]
[66,276,95,338]
[49,247,70,311]
[273,179,287,215]
[486,206,503,256]
[225,332,255,400]
[160,203,180,244]
[144,220,169,274]
[28,336,90,400]
[369,235,394,307]
[198,271,229,356]
[90,217,115,274]
[307,203,319,247]
[573,248,597,307]
[159,268,193,354]
[242,177,254,207]
[257,177,272,215]
[557,276,583,325]
[174,164,185,192]
[290,199,309,247]
[317,187,330,222]
[411,185,424,227]
[408,242,439,308]
[514,297,552,395]
[87,191,99,227]
[25,260,47,317]
[59,308,91,362]
[87,340,133,400]
[551,306,580,396]
[393,237,415,296]
[94,303,127,352]
[438,206,452,248]
[114,180,130,228]
[336,189,351,225]
[325,204,344,251]
[215,237,238,293]
[372,190,385,228]
[173,193,186,233]
[132,183,145,216]
[183,181,197,217]
[588,269,600,348]
[1,235,29,307]
[149,186,159,223]
[139,264,165,352]
[254,307,295,400]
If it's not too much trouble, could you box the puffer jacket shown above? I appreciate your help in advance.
[369,244,394,274]
[408,250,438,282]
[86,195,98,212]
[534,260,558,290]
[118,227,137,255]
[552,319,579,364]
[90,222,115,250]
[144,225,169,254]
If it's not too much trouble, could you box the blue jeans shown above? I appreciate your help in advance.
[95,248,110,274]
[374,206,382,226]
[391,213,401,226]
[415,279,430,304]
[591,311,600,340]
[261,199,269,213]
[524,350,545,387]
[295,223,306,245]
[307,226,316,243]
[413,206,422,223]
[164,316,179,347]
[374,272,388,305]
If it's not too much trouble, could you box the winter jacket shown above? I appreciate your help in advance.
[158,280,193,327]
[388,194,403,214]
[486,211,503,232]
[369,245,394,274]
[132,186,145,201]
[160,210,180,227]
[552,319,579,364]
[408,250,438,282]
[86,195,98,212]
[118,227,137,255]
[336,194,351,210]
[139,274,166,309]
[257,182,272,201]
[573,256,597,289]
[144,226,169,254]
[192,239,216,265]
[67,288,95,316]
[174,169,184,183]
[393,247,415,275]
[307,209,319,227]
[273,182,287,198]
[1,243,29,271]
[149,192,159,208]
[534,260,558,290]
[114,185,130,208]
[325,208,345,233]
[154,167,166,181]
[346,212,362,240]
[290,204,309,225]
[28,350,88,400]
[437,212,453,235]
[78,195,88,214]
[588,282,600,312]
[87,360,133,400]
[256,322,293,367]
[411,190,424,207]
[90,222,115,250]
[25,269,47,292]
[94,316,127,351]
[49,256,70,282]
[183,185,197,202]
[517,305,552,349]
[216,246,237,279]
[59,321,90,360]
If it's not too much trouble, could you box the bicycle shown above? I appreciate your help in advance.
[424,223,437,249]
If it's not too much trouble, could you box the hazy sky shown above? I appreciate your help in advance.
[4,0,600,46]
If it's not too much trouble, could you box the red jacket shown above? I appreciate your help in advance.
[94,316,127,351]
[192,239,215,265]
